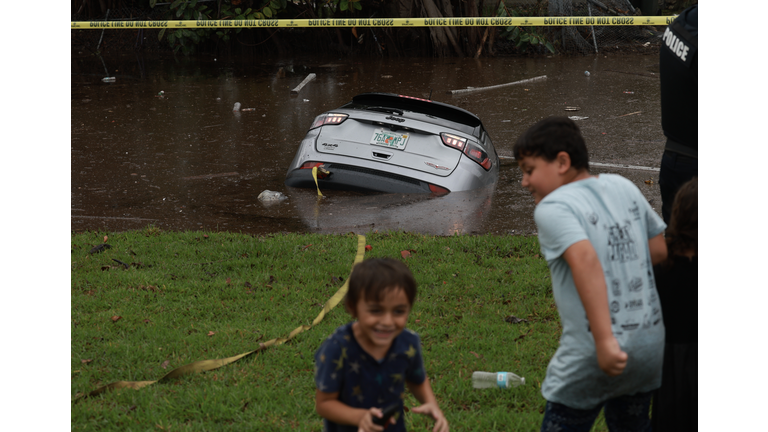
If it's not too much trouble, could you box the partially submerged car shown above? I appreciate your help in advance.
[284,93,499,195]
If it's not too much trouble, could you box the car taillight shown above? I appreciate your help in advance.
[309,113,348,130]
[440,133,466,151]
[464,143,493,171]
[428,184,450,196]
[441,133,492,171]
[464,142,492,170]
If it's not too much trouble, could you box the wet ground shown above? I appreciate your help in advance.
[72,52,664,236]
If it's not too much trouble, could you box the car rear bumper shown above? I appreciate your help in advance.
[285,163,435,194]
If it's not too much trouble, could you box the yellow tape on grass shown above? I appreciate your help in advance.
[75,234,366,401]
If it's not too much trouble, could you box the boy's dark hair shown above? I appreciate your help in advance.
[665,177,697,259]
[512,116,590,171]
[345,258,417,313]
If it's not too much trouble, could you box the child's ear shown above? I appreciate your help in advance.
[556,151,572,174]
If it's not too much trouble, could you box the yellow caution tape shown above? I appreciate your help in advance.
[75,235,366,401]
[71,16,675,29]
[312,166,323,197]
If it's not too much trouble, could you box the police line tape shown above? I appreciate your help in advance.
[71,15,675,29]
[74,235,367,401]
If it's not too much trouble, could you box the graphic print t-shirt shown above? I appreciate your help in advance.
[534,174,667,409]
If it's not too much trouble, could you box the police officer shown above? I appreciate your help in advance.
[658,4,697,224]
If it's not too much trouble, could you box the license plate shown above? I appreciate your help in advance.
[370,129,409,150]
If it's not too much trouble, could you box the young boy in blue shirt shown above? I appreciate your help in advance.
[513,117,668,431]
[314,258,449,432]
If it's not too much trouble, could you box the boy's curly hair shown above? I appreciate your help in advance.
[665,177,697,258]
[512,116,590,171]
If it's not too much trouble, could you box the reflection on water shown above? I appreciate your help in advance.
[72,53,664,236]
[289,185,495,236]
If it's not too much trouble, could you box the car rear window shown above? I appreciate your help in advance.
[345,93,483,136]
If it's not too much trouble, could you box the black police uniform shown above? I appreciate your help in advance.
[658,5,697,224]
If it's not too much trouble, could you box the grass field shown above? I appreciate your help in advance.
[71,228,612,431]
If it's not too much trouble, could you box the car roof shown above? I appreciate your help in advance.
[347,93,483,129]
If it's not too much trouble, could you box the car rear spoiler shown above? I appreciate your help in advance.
[351,93,483,129]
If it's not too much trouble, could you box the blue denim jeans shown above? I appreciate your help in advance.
[540,391,653,432]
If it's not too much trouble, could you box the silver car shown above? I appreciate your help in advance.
[284,93,499,195]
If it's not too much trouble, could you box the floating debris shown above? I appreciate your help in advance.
[616,111,642,118]
[258,190,287,202]
[447,75,547,95]
[290,73,316,95]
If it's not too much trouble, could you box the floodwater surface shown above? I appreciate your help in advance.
[71,53,664,236]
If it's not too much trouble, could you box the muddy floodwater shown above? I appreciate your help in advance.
[72,53,664,236]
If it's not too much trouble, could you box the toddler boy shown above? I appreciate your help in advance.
[314,258,448,432]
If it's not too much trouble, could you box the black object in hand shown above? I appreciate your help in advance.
[372,403,399,427]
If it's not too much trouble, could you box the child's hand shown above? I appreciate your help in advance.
[595,336,628,376]
[356,407,393,432]
[411,402,449,432]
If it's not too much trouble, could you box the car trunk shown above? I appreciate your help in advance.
[314,111,462,177]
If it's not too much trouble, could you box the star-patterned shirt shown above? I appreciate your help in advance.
[314,322,426,432]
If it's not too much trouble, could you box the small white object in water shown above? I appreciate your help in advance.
[258,190,287,202]
[584,71,591,77]
[568,116,589,121]
[233,102,241,112]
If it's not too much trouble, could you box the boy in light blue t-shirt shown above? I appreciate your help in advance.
[513,117,668,431]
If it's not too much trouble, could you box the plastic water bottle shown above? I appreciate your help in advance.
[472,371,525,389]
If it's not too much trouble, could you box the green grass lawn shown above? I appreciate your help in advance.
[71,228,611,431]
